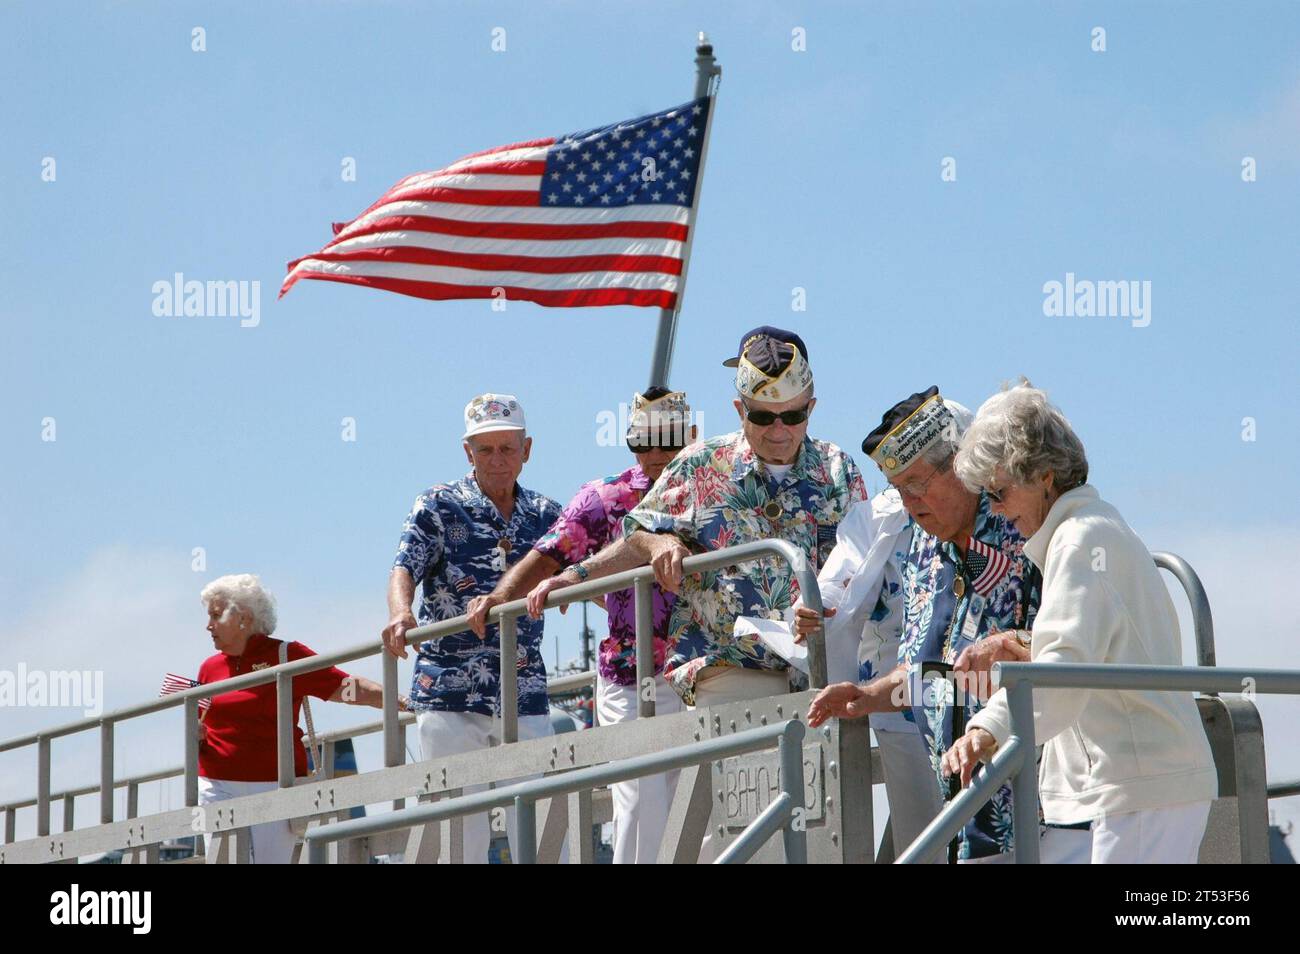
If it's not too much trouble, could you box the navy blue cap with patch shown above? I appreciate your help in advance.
[722,326,809,368]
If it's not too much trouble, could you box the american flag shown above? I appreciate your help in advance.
[159,673,211,713]
[281,98,711,309]
[966,538,1013,597]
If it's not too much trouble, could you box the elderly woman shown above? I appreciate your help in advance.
[197,573,403,863]
[940,383,1217,863]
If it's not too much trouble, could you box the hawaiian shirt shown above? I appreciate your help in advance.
[393,473,563,717]
[533,465,676,687]
[623,431,868,705]
[898,492,1041,860]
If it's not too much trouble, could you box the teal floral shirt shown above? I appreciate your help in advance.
[623,431,867,704]
[898,492,1041,860]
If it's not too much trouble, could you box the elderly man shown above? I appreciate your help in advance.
[622,327,867,708]
[465,387,697,863]
[807,386,1092,863]
[382,393,562,864]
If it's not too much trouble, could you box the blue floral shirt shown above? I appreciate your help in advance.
[393,473,563,717]
[898,492,1041,860]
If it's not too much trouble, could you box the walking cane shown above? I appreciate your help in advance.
[920,661,965,864]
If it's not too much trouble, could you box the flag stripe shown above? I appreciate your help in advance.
[295,246,683,276]
[285,272,677,308]
[326,213,689,251]
[321,227,684,260]
[284,257,679,292]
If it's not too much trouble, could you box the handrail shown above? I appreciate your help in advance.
[1269,780,1300,799]
[0,538,823,841]
[897,662,1300,864]
[1151,552,1216,668]
[304,719,808,864]
[0,672,597,816]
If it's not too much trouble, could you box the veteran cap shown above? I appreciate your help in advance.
[463,393,526,440]
[727,327,813,404]
[862,386,956,477]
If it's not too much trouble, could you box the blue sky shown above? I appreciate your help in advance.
[2,2,1297,841]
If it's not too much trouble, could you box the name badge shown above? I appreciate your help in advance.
[961,593,987,640]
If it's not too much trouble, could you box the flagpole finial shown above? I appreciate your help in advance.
[697,32,712,54]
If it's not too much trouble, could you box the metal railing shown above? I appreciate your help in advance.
[305,720,809,864]
[896,662,1300,864]
[1152,552,1215,668]
[0,538,822,853]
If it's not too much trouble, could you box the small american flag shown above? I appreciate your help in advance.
[966,538,1012,597]
[159,674,211,713]
[281,98,710,309]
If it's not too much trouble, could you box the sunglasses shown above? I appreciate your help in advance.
[742,401,812,427]
[627,434,688,454]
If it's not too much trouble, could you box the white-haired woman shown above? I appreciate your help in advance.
[940,383,1217,863]
[196,573,405,863]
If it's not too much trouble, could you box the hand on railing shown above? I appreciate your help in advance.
[526,575,574,618]
[941,728,998,788]
[807,682,870,727]
[644,535,690,593]
[382,612,418,659]
[952,633,1029,701]
[465,594,505,638]
[792,603,836,644]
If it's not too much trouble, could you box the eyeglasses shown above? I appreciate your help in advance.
[626,432,688,454]
[742,401,812,427]
[984,485,1008,504]
[890,459,949,498]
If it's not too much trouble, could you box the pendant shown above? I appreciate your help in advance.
[498,537,512,554]
[764,501,782,520]
[953,576,966,598]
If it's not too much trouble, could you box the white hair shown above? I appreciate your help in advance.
[954,380,1089,493]
[914,399,975,470]
[200,574,278,634]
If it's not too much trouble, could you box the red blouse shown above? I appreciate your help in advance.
[197,634,348,782]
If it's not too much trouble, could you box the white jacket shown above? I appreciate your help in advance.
[816,489,912,730]
[968,485,1217,823]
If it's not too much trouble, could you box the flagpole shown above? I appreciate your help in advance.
[648,33,721,389]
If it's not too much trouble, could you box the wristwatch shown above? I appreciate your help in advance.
[571,561,590,582]
[1012,630,1032,649]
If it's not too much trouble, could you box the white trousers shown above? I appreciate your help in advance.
[197,777,296,864]
[596,672,685,864]
[959,825,1094,864]
[690,667,790,707]
[1090,800,1211,864]
[416,709,554,864]
[873,725,944,862]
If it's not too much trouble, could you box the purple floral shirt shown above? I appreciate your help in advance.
[533,465,676,686]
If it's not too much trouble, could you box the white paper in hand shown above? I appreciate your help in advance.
[734,613,808,675]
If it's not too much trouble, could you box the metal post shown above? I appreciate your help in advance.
[514,795,537,864]
[634,576,656,718]
[127,782,139,819]
[778,720,808,863]
[4,807,14,844]
[499,613,519,744]
[99,720,114,824]
[276,672,294,788]
[183,698,200,807]
[62,793,75,833]
[382,650,402,768]
[648,33,721,388]
[1152,552,1216,669]
[1007,679,1040,864]
[36,736,50,837]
